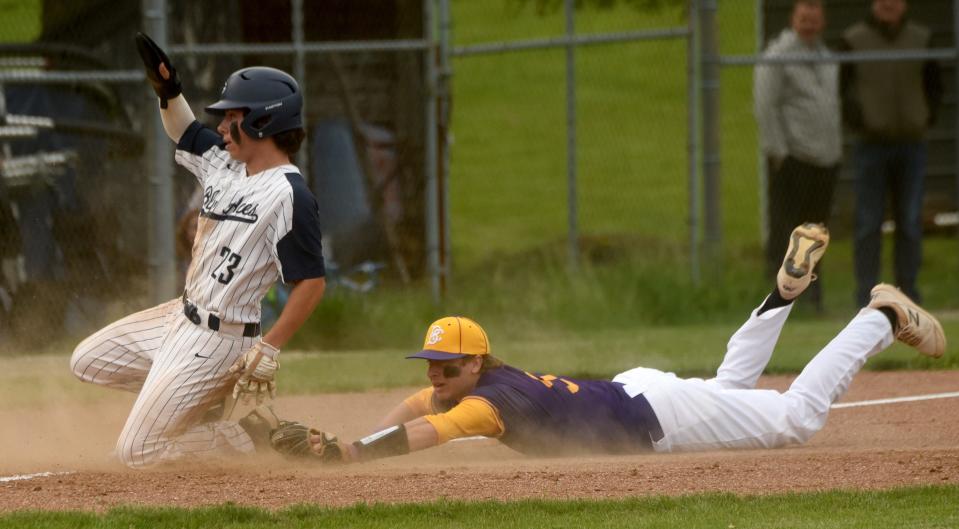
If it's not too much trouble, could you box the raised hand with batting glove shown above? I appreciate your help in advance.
[229,340,281,405]
[134,32,181,108]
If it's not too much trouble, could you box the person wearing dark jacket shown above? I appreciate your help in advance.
[839,0,943,307]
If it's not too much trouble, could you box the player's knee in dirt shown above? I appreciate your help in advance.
[115,433,159,469]
[69,341,95,382]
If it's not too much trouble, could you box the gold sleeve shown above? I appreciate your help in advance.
[402,387,436,416]
[423,397,505,444]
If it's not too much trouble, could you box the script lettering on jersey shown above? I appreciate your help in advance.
[221,196,259,222]
[200,186,259,224]
[202,186,222,210]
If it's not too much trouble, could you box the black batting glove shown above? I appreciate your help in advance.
[135,31,182,108]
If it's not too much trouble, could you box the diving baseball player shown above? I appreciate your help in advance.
[269,224,946,462]
[69,33,326,468]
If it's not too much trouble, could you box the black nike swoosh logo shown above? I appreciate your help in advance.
[195,352,212,359]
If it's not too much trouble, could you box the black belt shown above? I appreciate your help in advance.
[181,293,261,338]
[633,393,665,443]
[613,383,665,447]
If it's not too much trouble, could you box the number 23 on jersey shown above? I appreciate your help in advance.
[211,246,242,284]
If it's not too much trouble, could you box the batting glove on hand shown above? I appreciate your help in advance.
[229,340,280,405]
[135,32,182,108]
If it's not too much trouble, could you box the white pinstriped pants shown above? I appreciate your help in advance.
[614,301,894,452]
[70,299,256,467]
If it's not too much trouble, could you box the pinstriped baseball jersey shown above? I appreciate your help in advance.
[68,120,326,467]
[175,121,325,323]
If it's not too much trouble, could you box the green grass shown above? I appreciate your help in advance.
[9,301,957,404]
[450,2,696,266]
[226,309,959,394]
[2,485,956,528]
[276,234,959,371]
[0,0,41,42]
[449,1,764,266]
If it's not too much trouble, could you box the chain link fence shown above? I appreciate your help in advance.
[448,0,958,312]
[447,0,694,270]
[0,0,435,351]
[0,2,149,350]
[165,0,433,294]
[3,0,957,351]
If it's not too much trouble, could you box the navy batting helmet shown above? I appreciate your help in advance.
[205,66,303,139]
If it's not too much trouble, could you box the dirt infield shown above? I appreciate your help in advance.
[1,370,957,512]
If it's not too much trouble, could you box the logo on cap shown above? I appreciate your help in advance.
[426,325,444,346]
[407,316,490,361]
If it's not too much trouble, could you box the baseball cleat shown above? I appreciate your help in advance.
[868,284,946,358]
[777,223,829,300]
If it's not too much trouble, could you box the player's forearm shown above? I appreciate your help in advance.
[261,277,326,348]
[159,94,196,143]
[372,402,413,432]
[403,417,440,452]
[342,417,438,464]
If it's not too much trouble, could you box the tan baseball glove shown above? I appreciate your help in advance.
[270,422,344,463]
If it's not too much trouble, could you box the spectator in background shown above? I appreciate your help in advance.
[754,0,841,312]
[840,0,942,307]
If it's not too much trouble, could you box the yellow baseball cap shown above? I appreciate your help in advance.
[406,316,490,360]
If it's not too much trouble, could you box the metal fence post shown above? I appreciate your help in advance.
[424,0,441,301]
[699,0,721,268]
[291,0,308,172]
[955,0,959,279]
[142,0,176,305]
[754,0,768,250]
[565,0,579,269]
[687,0,700,285]
[439,0,453,287]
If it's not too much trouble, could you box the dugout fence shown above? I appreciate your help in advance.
[0,0,441,350]
[2,0,958,350]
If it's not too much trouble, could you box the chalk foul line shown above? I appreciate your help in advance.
[0,471,74,483]
[831,391,959,409]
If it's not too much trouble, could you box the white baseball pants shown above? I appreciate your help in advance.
[70,299,256,467]
[614,301,894,452]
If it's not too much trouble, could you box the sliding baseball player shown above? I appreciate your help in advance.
[69,33,326,467]
[270,224,945,461]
